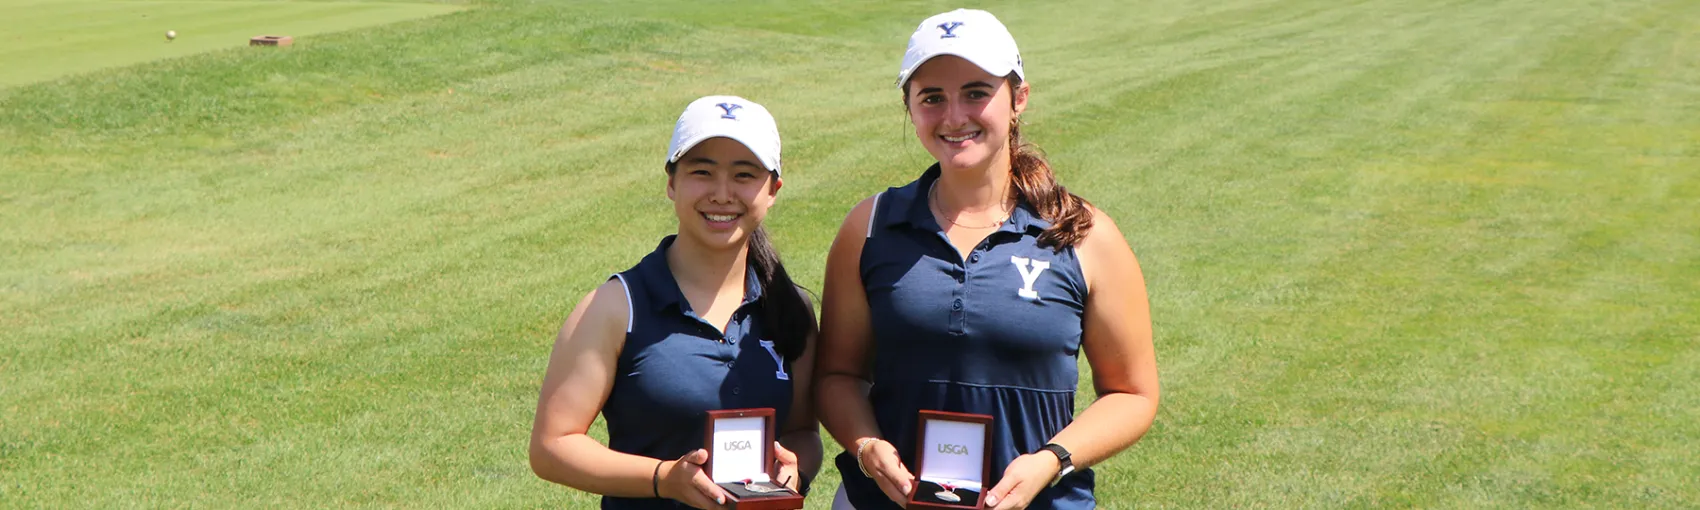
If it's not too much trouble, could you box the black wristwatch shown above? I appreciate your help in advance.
[1037,443,1074,487]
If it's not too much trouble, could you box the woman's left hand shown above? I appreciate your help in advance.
[984,452,1060,510]
[773,441,800,492]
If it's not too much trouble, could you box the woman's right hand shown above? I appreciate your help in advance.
[658,449,728,509]
[861,439,916,505]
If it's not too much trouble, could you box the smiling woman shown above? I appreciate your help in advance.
[529,96,823,510]
[816,9,1160,510]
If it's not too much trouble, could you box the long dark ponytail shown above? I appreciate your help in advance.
[665,163,815,361]
[745,226,815,362]
[1005,74,1093,249]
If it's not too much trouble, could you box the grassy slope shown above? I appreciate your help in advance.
[0,0,467,87]
[1,0,1696,507]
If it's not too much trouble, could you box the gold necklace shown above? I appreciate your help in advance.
[928,181,1011,229]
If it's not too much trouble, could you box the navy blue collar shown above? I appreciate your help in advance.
[873,164,1054,236]
[635,235,765,314]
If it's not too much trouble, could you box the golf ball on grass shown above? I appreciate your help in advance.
[166,30,176,40]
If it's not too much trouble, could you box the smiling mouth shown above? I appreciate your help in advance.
[940,131,980,143]
[703,212,740,223]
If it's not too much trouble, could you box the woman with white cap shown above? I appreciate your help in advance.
[530,96,821,509]
[816,9,1160,510]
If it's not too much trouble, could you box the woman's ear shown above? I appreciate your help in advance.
[1012,81,1031,116]
[665,174,676,201]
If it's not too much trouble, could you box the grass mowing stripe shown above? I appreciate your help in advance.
[1031,0,1698,507]
[3,9,759,505]
[0,0,467,87]
[2,0,1697,507]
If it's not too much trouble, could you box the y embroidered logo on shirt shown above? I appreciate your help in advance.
[759,340,789,380]
[1010,256,1050,300]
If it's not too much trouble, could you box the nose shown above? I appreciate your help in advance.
[708,175,735,204]
[942,96,971,130]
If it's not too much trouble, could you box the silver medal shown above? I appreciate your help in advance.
[934,489,961,503]
[743,481,778,494]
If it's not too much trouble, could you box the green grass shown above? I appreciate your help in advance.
[3,0,1697,507]
[0,0,467,87]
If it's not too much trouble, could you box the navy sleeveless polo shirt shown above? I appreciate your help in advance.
[835,166,1095,510]
[599,235,797,510]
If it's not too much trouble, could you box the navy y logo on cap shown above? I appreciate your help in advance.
[937,21,964,38]
[716,102,742,119]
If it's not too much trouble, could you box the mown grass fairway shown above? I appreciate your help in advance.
[3,0,1697,507]
[0,0,466,87]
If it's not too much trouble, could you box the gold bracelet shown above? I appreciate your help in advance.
[854,438,880,478]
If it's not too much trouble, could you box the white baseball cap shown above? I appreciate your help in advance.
[666,95,782,176]
[896,8,1025,89]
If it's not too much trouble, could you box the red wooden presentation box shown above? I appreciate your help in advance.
[703,408,802,510]
[907,410,994,509]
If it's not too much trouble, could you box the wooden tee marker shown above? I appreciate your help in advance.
[249,35,293,47]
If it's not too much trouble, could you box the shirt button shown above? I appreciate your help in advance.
[732,387,741,395]
[952,299,963,310]
[968,253,980,264]
[726,360,735,368]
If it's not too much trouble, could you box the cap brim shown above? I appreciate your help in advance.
[667,133,781,175]
[896,50,1020,88]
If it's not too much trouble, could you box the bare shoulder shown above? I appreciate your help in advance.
[1080,204,1133,256]
[827,192,883,262]
[558,277,633,346]
[585,278,633,321]
[837,193,882,237]
[1076,204,1140,292]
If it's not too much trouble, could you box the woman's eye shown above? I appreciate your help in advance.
[921,95,944,105]
[967,90,991,100]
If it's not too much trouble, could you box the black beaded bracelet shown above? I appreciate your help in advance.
[651,460,663,498]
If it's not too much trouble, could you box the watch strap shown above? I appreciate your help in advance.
[1038,443,1074,487]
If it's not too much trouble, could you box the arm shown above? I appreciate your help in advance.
[528,279,729,509]
[1045,207,1160,466]
[988,207,1160,509]
[814,195,915,503]
[774,287,822,493]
